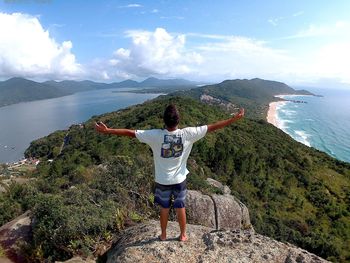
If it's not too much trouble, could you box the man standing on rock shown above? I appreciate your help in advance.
[95,104,244,241]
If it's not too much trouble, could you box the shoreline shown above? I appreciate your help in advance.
[267,101,282,127]
[0,90,162,164]
[266,94,296,128]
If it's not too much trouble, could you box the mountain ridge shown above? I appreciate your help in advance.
[0,77,199,107]
[0,77,73,107]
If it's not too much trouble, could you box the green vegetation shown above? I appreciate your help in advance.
[0,79,349,262]
[0,245,5,256]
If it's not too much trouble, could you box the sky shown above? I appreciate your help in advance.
[0,0,350,87]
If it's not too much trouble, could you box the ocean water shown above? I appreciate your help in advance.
[275,89,350,163]
[0,88,161,163]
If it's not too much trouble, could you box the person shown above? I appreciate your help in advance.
[95,104,244,242]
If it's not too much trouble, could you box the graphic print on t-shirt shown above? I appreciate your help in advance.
[161,134,183,158]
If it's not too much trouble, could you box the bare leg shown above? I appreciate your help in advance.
[176,207,187,241]
[160,207,170,241]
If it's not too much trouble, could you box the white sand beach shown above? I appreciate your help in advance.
[267,102,280,127]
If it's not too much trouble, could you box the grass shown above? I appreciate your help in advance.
[0,245,5,256]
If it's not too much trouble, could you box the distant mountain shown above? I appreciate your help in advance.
[294,89,315,95]
[0,77,199,107]
[0,78,73,107]
[139,77,199,87]
[200,78,314,102]
[109,79,140,88]
[2,77,307,110]
[44,80,109,93]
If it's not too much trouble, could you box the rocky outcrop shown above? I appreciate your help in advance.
[56,256,95,263]
[206,178,231,195]
[185,178,251,230]
[0,211,31,263]
[106,220,330,263]
[106,179,329,262]
[0,179,331,263]
[212,194,246,230]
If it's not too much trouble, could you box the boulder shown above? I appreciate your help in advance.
[212,194,244,230]
[206,178,231,195]
[185,190,216,228]
[185,178,251,230]
[0,211,31,263]
[106,220,330,263]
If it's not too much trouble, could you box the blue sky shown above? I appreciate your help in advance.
[1,0,350,86]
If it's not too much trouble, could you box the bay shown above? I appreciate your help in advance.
[0,88,162,163]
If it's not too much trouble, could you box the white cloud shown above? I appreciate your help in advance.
[119,4,142,8]
[108,28,202,78]
[268,11,303,27]
[183,30,350,84]
[0,12,83,79]
[160,16,185,20]
[99,27,350,85]
[191,36,295,82]
[307,42,350,83]
[285,21,350,39]
[268,17,283,27]
[187,32,235,41]
[292,11,304,17]
[3,12,345,85]
[95,28,350,84]
[127,4,142,7]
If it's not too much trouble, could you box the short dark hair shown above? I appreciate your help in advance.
[163,104,180,128]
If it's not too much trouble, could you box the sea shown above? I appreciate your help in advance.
[0,88,162,164]
[275,88,350,163]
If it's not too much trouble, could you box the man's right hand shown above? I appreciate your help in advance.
[95,121,109,133]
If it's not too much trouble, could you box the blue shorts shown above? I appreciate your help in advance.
[154,180,187,209]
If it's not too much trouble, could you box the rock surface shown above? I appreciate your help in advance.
[56,256,95,263]
[0,179,330,263]
[185,178,251,230]
[106,220,330,263]
[0,211,31,263]
[206,178,231,195]
[212,194,244,230]
[185,190,216,228]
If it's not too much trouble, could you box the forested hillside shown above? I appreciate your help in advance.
[173,78,315,119]
[0,94,346,262]
[0,77,72,107]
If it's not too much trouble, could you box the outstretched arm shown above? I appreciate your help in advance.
[95,122,136,138]
[207,108,244,133]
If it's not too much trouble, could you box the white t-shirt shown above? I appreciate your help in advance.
[135,125,208,185]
